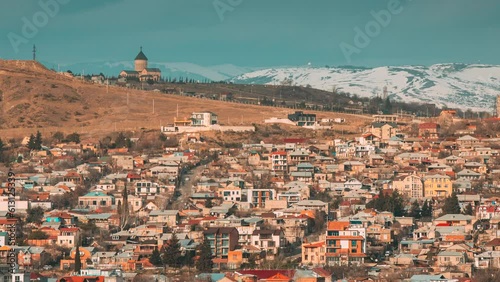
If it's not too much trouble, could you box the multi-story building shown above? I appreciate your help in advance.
[392,175,423,198]
[270,151,288,172]
[325,221,366,266]
[203,227,239,269]
[302,241,326,266]
[135,181,160,196]
[247,188,276,208]
[423,174,452,198]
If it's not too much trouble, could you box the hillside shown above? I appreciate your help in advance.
[0,60,370,139]
[232,64,500,112]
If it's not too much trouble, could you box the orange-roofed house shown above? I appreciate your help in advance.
[301,241,326,266]
[325,221,366,266]
[58,276,105,282]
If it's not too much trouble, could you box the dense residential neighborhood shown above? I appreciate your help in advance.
[0,110,500,282]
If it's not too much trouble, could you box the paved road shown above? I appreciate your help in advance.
[170,164,205,210]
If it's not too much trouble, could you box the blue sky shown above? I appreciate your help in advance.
[1,0,499,67]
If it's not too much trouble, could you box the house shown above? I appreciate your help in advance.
[434,214,473,226]
[251,229,286,255]
[148,210,179,226]
[418,123,440,139]
[436,251,465,267]
[191,111,218,126]
[60,247,95,271]
[57,227,80,247]
[288,111,317,127]
[367,122,399,140]
[392,175,423,199]
[475,251,500,269]
[78,191,115,210]
[301,241,326,266]
[423,174,452,198]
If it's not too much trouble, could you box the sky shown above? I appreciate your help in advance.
[1,0,499,68]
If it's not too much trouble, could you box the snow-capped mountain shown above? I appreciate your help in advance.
[41,61,259,82]
[231,64,500,112]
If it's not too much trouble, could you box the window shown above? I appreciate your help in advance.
[351,241,357,247]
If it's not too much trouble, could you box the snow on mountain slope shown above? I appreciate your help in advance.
[232,64,500,112]
[43,61,258,82]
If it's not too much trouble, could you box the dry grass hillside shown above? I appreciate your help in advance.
[0,60,372,139]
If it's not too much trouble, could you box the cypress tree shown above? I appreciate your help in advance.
[74,244,82,274]
[196,237,213,273]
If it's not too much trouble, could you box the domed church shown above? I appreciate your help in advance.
[119,47,161,82]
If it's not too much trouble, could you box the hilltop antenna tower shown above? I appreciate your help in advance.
[32,45,36,61]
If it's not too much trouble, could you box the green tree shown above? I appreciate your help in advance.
[0,138,5,162]
[463,203,474,216]
[74,244,82,274]
[162,233,181,268]
[205,198,213,208]
[118,187,130,231]
[65,132,81,143]
[34,130,43,150]
[196,237,213,273]
[27,134,36,150]
[442,193,461,215]
[421,200,433,217]
[383,97,392,114]
[26,207,45,224]
[52,131,65,143]
[150,246,163,266]
[409,200,421,219]
[28,230,49,240]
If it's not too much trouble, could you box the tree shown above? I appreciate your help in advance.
[118,187,130,231]
[0,138,5,163]
[27,134,36,150]
[26,207,45,224]
[196,237,213,273]
[464,203,474,216]
[34,130,43,150]
[150,246,163,266]
[421,200,433,217]
[409,200,421,219]
[383,97,392,114]
[65,133,81,143]
[74,244,82,274]
[205,198,213,208]
[162,233,181,268]
[28,230,49,240]
[442,193,461,215]
[53,131,65,143]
